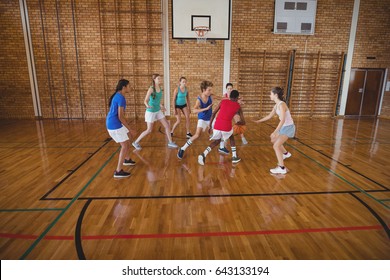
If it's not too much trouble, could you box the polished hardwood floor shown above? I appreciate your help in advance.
[0,117,389,259]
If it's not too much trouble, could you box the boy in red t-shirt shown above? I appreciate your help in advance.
[198,90,245,165]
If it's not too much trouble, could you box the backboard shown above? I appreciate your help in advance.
[172,0,231,40]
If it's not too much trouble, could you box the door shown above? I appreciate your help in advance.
[345,69,365,115]
[345,69,384,116]
[361,70,383,116]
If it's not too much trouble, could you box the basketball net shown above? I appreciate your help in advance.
[194,26,209,43]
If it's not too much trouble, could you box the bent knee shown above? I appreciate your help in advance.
[192,133,200,139]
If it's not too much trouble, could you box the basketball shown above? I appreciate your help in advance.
[233,124,247,135]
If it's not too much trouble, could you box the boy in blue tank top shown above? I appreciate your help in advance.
[177,80,213,159]
[170,77,193,139]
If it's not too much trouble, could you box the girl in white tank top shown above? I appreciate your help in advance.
[275,100,294,126]
[254,87,295,175]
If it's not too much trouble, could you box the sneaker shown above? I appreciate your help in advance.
[270,166,287,174]
[113,169,131,178]
[123,158,136,166]
[218,147,230,154]
[186,133,193,139]
[177,148,184,159]
[168,142,178,148]
[198,153,206,165]
[241,137,248,145]
[132,142,142,150]
[232,156,241,164]
[283,152,291,160]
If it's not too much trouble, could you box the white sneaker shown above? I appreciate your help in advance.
[270,166,287,174]
[198,153,205,165]
[232,156,241,164]
[283,152,291,160]
[132,142,142,150]
[241,137,248,145]
[168,142,178,148]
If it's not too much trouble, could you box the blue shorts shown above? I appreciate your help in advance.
[279,124,295,138]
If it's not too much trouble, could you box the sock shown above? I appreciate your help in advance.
[231,146,237,157]
[220,141,225,149]
[181,140,192,151]
[203,147,212,157]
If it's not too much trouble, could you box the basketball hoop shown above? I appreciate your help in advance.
[194,26,209,43]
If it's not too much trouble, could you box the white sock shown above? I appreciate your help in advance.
[181,140,192,151]
[203,147,212,157]
[220,141,225,149]
[231,146,237,157]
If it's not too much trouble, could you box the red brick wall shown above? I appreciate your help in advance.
[0,0,389,119]
[0,0,35,119]
[168,0,224,115]
[1,0,163,119]
[351,0,390,117]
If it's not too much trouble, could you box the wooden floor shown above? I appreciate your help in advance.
[0,117,389,260]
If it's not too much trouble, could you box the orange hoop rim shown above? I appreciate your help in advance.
[193,26,210,37]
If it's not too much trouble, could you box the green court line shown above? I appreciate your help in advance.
[379,198,390,202]
[0,208,64,212]
[19,147,120,260]
[288,143,390,210]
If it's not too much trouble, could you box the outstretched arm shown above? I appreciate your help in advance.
[192,98,213,114]
[253,107,276,123]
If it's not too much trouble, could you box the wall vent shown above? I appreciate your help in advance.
[274,0,317,35]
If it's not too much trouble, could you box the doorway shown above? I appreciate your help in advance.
[345,69,384,116]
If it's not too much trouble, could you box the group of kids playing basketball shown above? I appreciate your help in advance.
[106,74,295,178]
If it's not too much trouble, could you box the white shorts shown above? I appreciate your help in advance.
[145,110,165,123]
[107,126,129,143]
[197,119,210,132]
[209,128,233,141]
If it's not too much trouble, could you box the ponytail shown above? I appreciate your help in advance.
[271,87,285,102]
[108,93,116,107]
[151,73,160,99]
[109,79,129,107]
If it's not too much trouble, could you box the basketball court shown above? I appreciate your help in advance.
[0,0,389,262]
[1,117,389,259]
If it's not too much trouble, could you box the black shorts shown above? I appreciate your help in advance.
[175,104,187,110]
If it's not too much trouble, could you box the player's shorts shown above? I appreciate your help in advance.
[175,104,187,110]
[145,110,165,123]
[107,126,129,143]
[209,128,233,141]
[197,119,210,132]
[279,124,295,138]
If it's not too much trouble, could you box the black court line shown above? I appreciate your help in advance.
[350,193,390,239]
[294,137,389,191]
[40,189,388,201]
[75,199,92,260]
[263,123,389,191]
[0,146,108,149]
[284,141,390,147]
[40,138,112,200]
[288,137,389,142]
